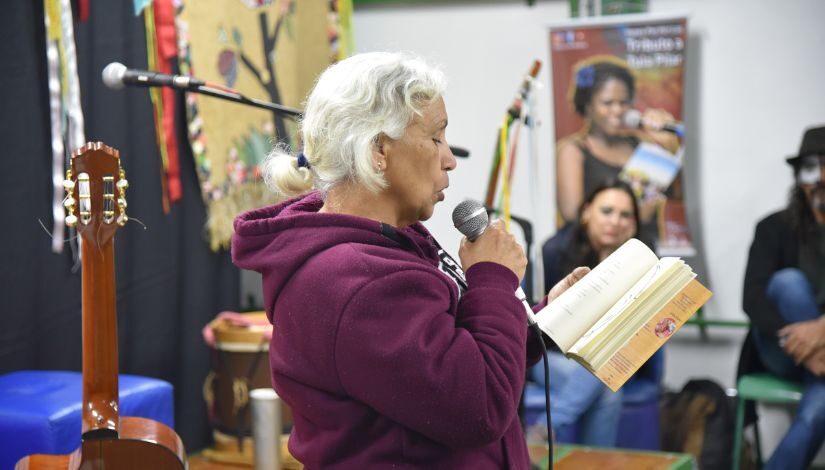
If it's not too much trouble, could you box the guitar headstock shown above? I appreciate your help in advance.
[64,142,129,247]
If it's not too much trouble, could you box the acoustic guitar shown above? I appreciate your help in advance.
[16,143,187,469]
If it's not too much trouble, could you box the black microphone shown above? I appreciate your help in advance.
[623,109,684,139]
[449,146,470,158]
[102,62,204,90]
[451,200,537,325]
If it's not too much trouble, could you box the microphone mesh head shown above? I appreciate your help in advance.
[102,62,127,90]
[622,109,642,129]
[452,200,488,241]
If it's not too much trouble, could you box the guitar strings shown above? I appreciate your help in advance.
[38,218,79,244]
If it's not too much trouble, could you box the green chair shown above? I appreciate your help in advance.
[732,372,803,470]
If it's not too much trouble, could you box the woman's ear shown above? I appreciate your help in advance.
[580,204,591,225]
[372,134,388,171]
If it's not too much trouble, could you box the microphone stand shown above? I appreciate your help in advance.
[192,84,302,119]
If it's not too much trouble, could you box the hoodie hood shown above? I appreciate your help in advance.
[232,191,439,314]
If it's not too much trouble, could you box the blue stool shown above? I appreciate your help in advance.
[615,349,664,450]
[0,370,174,469]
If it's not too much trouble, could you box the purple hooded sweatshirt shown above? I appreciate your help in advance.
[232,191,542,469]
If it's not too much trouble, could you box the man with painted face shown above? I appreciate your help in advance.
[742,125,825,470]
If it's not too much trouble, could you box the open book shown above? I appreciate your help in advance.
[534,238,711,391]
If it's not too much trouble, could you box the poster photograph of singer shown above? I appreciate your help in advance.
[550,17,694,255]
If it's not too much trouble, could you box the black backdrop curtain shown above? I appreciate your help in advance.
[1,1,242,452]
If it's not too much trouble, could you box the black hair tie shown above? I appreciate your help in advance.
[296,152,311,169]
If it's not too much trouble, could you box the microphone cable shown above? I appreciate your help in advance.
[528,319,553,470]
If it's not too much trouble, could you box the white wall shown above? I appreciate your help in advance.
[352,0,825,385]
[352,0,825,459]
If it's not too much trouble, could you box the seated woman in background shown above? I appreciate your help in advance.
[536,177,645,446]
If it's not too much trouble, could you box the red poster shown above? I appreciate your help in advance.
[550,15,694,256]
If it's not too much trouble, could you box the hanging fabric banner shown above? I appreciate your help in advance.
[143,0,181,212]
[44,0,86,254]
[176,0,336,250]
[549,14,694,256]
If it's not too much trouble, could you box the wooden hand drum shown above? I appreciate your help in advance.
[202,312,292,464]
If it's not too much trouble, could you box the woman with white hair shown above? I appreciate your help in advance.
[232,51,585,468]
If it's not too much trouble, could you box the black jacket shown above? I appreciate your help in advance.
[742,209,800,337]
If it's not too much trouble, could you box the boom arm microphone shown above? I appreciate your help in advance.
[623,109,684,139]
[451,200,537,325]
[102,62,204,90]
[102,61,303,118]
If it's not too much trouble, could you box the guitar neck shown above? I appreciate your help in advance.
[80,228,120,437]
[22,142,188,467]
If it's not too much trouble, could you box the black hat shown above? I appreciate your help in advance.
[786,125,825,167]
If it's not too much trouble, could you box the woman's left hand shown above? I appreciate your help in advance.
[546,266,590,304]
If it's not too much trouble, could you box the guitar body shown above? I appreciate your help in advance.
[17,143,186,469]
[81,417,187,469]
[17,417,186,469]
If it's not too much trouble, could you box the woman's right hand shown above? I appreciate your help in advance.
[638,193,665,224]
[459,219,527,281]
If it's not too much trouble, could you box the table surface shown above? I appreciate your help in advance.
[529,443,695,470]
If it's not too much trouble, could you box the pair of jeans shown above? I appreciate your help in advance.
[751,268,825,470]
[531,351,622,447]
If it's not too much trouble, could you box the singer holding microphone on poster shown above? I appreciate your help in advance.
[231,51,586,468]
[555,57,680,227]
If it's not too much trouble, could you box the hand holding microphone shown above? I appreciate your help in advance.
[452,200,532,323]
[458,219,527,282]
[623,108,684,139]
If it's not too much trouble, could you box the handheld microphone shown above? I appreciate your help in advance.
[451,200,537,325]
[102,62,204,90]
[623,109,684,139]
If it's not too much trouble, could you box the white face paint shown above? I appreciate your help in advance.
[798,155,825,185]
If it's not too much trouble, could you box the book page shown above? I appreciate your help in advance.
[568,258,684,358]
[535,238,658,352]
[584,267,695,371]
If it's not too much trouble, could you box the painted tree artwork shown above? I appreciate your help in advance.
[176,0,332,249]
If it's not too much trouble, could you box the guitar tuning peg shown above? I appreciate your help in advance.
[66,214,78,227]
[63,179,75,192]
[63,197,76,209]
[117,179,129,191]
[117,198,127,209]
[117,213,129,226]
